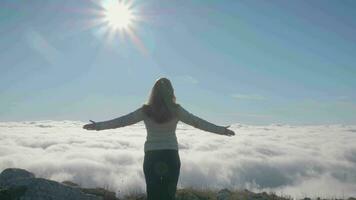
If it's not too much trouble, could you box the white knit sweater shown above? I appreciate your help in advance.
[95,105,226,152]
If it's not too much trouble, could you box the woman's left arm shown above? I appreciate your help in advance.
[83,107,143,131]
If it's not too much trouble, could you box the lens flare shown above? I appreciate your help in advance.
[104,1,134,31]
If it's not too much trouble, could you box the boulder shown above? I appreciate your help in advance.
[0,168,101,200]
[0,168,35,187]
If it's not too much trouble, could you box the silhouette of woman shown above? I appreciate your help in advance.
[83,77,235,200]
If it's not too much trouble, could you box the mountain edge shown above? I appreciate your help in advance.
[0,168,355,200]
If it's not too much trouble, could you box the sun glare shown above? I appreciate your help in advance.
[95,0,147,54]
[104,1,134,31]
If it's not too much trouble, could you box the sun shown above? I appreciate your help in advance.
[104,0,134,31]
[93,0,147,54]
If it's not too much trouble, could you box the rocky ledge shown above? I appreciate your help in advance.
[1,168,355,200]
[0,168,115,200]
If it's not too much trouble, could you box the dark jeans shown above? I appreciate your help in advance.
[143,149,181,200]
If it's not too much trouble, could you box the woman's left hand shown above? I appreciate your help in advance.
[83,120,99,131]
[224,125,235,136]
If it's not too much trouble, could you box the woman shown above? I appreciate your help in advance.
[83,77,235,200]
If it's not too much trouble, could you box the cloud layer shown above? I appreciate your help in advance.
[1,121,356,198]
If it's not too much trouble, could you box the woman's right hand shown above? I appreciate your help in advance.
[224,126,235,136]
[83,120,99,131]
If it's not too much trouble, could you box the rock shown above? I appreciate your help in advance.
[0,168,35,187]
[217,189,232,200]
[0,168,102,200]
[0,185,27,200]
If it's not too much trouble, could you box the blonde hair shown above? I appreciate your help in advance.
[142,78,178,123]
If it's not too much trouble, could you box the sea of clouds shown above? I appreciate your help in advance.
[1,121,356,198]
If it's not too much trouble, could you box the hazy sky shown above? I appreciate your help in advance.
[1,0,356,124]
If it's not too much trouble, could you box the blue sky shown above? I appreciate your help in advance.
[0,0,356,125]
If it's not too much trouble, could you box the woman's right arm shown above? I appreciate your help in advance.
[177,105,235,136]
[83,107,143,131]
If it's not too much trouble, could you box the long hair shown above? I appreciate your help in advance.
[142,78,178,123]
